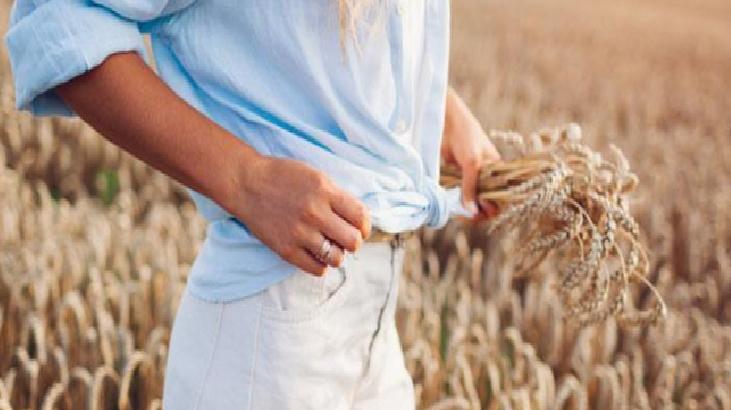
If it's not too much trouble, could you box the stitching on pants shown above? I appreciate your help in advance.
[365,240,398,373]
[247,297,264,409]
[192,302,225,410]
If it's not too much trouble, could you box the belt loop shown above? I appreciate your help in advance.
[389,234,399,272]
[390,232,409,249]
[389,233,402,251]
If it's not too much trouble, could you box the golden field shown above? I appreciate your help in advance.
[1,0,731,408]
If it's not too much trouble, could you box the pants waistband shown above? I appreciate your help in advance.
[366,229,416,246]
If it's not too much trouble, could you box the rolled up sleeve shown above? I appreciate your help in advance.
[4,0,151,116]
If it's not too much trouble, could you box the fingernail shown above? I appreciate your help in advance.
[466,201,478,215]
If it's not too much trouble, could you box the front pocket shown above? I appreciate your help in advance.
[261,266,349,323]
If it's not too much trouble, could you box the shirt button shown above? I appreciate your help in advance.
[395,120,408,134]
[397,1,406,15]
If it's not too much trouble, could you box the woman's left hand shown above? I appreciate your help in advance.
[441,88,501,222]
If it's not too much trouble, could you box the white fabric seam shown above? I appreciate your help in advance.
[192,302,225,410]
[246,298,264,409]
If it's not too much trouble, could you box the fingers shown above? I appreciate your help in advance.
[329,190,371,240]
[289,247,328,276]
[302,231,345,268]
[473,197,500,223]
[460,158,480,214]
[466,137,501,220]
[319,211,363,253]
[324,243,345,267]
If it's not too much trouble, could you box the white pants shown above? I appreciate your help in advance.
[162,241,415,409]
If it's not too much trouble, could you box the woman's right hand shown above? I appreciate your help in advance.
[221,154,371,276]
[53,53,367,276]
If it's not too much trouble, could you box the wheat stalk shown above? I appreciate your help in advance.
[441,124,666,327]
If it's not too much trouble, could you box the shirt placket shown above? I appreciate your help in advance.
[389,0,414,139]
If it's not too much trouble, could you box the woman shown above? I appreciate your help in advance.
[5,0,500,408]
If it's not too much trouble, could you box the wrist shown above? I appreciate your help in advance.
[214,141,267,215]
[443,88,467,141]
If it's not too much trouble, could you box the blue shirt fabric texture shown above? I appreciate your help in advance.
[5,0,471,302]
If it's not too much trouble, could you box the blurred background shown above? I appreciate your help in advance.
[1,0,730,408]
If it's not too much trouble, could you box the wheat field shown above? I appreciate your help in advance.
[1,0,731,409]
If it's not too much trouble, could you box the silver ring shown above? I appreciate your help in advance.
[318,238,333,263]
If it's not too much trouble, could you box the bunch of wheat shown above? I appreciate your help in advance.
[441,124,666,327]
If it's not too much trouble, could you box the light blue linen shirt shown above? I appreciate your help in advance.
[5,0,470,302]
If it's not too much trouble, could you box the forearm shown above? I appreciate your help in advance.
[55,51,260,209]
[443,87,473,140]
[55,51,368,274]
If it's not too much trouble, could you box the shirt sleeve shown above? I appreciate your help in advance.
[4,0,194,117]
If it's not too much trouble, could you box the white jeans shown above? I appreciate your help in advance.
[162,241,415,409]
